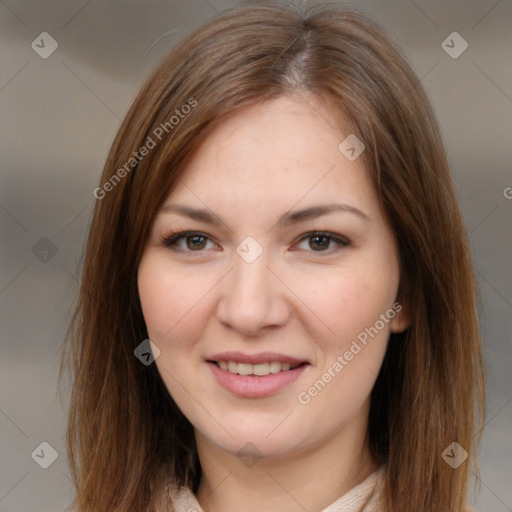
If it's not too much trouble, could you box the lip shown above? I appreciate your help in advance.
[207,359,309,399]
[207,351,308,365]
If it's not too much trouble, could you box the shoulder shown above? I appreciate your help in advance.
[167,485,203,512]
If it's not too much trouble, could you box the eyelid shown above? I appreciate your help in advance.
[291,231,350,252]
[161,230,220,252]
[161,230,350,254]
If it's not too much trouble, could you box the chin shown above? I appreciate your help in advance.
[197,418,314,462]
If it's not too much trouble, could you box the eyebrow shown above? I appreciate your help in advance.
[161,204,222,224]
[160,203,371,227]
[277,203,371,227]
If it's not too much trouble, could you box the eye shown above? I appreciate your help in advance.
[293,232,349,253]
[162,231,219,252]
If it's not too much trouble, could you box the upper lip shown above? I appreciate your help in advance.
[207,351,308,365]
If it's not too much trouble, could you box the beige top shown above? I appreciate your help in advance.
[169,465,385,512]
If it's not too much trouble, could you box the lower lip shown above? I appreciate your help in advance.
[208,362,308,398]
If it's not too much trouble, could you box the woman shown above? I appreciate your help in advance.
[61,3,486,511]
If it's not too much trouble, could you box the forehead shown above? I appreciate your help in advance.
[166,94,376,215]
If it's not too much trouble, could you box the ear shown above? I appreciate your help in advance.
[389,300,411,334]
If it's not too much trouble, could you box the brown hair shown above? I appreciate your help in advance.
[60,2,486,511]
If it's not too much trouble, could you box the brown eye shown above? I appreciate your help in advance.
[309,235,331,251]
[292,232,350,254]
[186,235,207,250]
[162,231,217,253]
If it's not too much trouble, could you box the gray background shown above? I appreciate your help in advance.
[1,0,511,511]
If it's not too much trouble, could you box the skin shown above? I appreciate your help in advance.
[137,93,409,512]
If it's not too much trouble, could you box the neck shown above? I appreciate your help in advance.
[195,409,378,512]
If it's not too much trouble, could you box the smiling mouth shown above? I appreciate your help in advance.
[211,360,306,377]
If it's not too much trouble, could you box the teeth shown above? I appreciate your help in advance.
[216,361,300,376]
[237,363,253,376]
[253,362,269,376]
[269,362,282,374]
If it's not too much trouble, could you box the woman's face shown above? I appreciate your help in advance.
[138,94,407,461]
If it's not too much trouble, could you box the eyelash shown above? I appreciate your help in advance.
[160,231,350,256]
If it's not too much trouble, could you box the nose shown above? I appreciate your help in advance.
[215,251,290,336]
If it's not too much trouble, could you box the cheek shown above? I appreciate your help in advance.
[297,264,399,349]
[137,252,214,346]
[293,268,398,421]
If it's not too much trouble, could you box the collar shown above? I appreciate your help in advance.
[169,465,385,512]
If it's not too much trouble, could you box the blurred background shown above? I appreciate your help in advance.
[1,0,511,510]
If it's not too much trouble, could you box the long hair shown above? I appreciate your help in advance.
[60,3,486,511]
